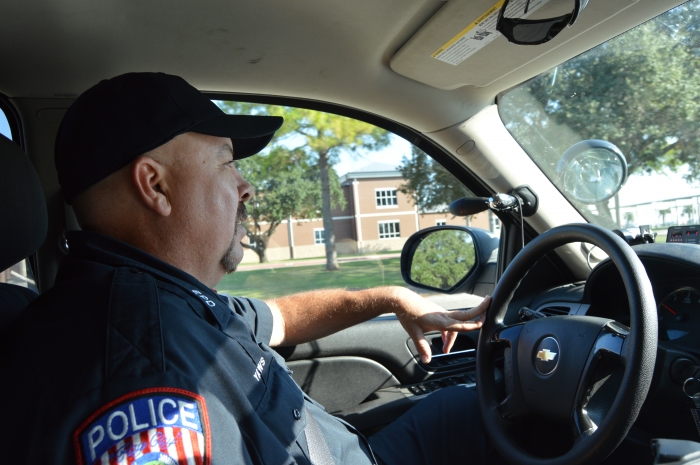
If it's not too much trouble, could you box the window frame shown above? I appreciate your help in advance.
[314,228,325,245]
[378,220,401,239]
[374,188,398,208]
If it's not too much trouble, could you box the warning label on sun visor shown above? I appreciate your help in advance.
[432,0,551,66]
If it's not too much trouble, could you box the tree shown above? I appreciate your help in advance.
[623,212,635,227]
[658,208,672,226]
[499,1,700,226]
[398,145,473,213]
[236,146,345,263]
[682,205,695,224]
[217,101,389,270]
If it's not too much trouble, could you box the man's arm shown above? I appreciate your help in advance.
[265,286,489,364]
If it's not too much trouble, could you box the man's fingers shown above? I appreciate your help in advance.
[440,319,484,332]
[412,332,432,364]
[404,324,433,364]
[449,296,491,322]
[443,330,457,354]
[397,292,491,361]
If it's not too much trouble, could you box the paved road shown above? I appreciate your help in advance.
[237,253,402,271]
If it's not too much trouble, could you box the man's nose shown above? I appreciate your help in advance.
[239,176,254,203]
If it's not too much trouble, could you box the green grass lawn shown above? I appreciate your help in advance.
[653,229,667,243]
[217,257,406,299]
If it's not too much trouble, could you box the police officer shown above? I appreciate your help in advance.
[0,72,489,464]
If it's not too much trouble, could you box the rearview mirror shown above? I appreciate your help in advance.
[557,139,627,204]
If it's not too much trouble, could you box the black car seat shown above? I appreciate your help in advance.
[0,133,48,331]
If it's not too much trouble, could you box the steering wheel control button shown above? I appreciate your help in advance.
[534,337,560,375]
[293,408,301,420]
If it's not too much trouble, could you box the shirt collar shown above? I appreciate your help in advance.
[64,230,231,328]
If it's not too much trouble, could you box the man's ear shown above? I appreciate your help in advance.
[131,156,172,216]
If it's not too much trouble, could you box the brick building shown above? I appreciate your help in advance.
[240,163,497,263]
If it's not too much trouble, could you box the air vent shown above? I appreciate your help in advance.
[539,306,571,317]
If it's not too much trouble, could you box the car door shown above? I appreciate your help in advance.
[209,97,502,432]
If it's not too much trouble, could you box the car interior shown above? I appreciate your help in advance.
[3,0,700,463]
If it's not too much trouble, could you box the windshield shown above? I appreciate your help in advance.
[499,0,700,242]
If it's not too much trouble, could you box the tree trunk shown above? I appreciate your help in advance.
[254,243,266,263]
[260,235,270,263]
[318,151,340,271]
[595,200,617,229]
[243,234,267,263]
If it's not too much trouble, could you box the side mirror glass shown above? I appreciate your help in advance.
[406,229,476,291]
[557,139,628,204]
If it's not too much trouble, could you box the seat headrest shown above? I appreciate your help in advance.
[0,134,48,271]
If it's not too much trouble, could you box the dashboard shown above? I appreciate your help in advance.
[585,243,700,349]
[527,242,700,441]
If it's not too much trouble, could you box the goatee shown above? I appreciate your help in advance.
[221,202,248,273]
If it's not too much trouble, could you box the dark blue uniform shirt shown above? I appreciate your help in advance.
[0,231,374,464]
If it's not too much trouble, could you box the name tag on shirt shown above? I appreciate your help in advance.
[74,388,210,465]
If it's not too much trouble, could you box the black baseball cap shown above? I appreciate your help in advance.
[55,72,283,204]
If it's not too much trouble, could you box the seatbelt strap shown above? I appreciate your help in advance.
[305,408,336,465]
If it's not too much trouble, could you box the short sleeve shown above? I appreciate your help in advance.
[222,295,274,345]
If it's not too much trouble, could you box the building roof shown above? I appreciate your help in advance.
[340,162,401,182]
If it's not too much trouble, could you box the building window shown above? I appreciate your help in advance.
[314,228,325,244]
[491,216,501,233]
[375,188,398,208]
[378,221,400,239]
[436,219,447,226]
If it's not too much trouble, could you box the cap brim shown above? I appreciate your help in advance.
[190,114,284,159]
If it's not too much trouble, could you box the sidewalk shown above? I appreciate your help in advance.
[238,253,401,271]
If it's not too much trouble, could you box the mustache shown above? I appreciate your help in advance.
[236,202,248,223]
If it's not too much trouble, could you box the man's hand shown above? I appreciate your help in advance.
[391,288,490,364]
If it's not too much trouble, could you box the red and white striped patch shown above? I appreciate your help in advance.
[74,388,210,465]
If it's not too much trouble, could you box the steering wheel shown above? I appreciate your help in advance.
[477,224,657,465]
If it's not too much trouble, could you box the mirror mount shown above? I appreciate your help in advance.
[448,185,539,218]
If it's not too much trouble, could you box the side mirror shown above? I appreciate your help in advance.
[401,226,499,294]
[557,139,627,204]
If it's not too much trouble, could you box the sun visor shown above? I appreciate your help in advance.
[390,0,639,90]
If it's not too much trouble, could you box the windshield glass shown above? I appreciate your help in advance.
[499,0,700,242]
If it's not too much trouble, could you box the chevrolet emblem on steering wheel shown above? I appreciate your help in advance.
[534,337,560,375]
[536,349,557,362]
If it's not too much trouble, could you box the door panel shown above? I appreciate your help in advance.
[279,314,481,432]
[288,356,399,413]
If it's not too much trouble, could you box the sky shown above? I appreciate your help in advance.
[616,166,700,207]
[334,135,412,176]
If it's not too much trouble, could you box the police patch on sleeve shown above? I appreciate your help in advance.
[74,388,210,465]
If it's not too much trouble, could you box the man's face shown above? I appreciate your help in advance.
[162,132,253,283]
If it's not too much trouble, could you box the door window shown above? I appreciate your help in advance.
[0,107,11,139]
[212,101,497,299]
[0,106,38,293]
